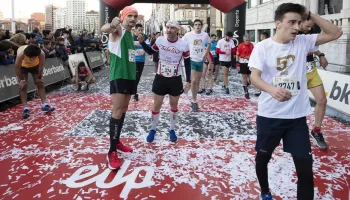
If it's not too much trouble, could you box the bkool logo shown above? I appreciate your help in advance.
[329,81,350,105]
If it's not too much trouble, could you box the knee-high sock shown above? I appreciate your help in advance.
[169,109,178,130]
[255,153,272,194]
[243,85,249,94]
[109,117,122,152]
[151,111,160,130]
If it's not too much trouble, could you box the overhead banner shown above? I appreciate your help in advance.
[85,51,104,69]
[308,69,350,115]
[225,2,246,47]
[0,58,70,103]
[68,53,89,77]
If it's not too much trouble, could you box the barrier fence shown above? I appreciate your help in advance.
[0,51,105,103]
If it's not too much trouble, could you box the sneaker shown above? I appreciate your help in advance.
[225,88,230,94]
[134,94,139,101]
[23,109,30,119]
[255,92,261,97]
[311,130,328,149]
[206,89,213,95]
[116,141,133,152]
[147,130,156,143]
[42,105,55,113]
[191,102,199,112]
[198,89,205,94]
[85,83,89,91]
[260,193,273,200]
[169,130,178,142]
[106,151,122,170]
[77,83,82,91]
[245,93,250,99]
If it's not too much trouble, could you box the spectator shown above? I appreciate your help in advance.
[42,40,56,59]
[25,33,37,45]
[10,33,28,46]
[0,40,16,65]
[56,37,68,61]
[0,28,5,41]
[15,30,25,34]
[32,27,44,44]
[75,34,87,53]
[72,61,96,91]
[3,30,11,40]
[62,30,71,47]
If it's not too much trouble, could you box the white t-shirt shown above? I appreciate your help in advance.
[216,39,235,62]
[248,34,318,119]
[182,31,210,62]
[152,36,190,77]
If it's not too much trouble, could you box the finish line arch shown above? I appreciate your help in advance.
[99,0,246,46]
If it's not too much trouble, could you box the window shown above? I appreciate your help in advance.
[248,0,258,8]
[195,10,198,17]
[260,0,270,4]
[201,11,204,18]
[188,11,192,17]
[246,30,255,42]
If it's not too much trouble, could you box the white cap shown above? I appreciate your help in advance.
[166,20,180,29]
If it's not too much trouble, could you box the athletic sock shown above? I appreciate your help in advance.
[41,102,48,108]
[109,117,122,153]
[169,109,178,130]
[313,126,321,133]
[243,85,249,94]
[151,111,160,130]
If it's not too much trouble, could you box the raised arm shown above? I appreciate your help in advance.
[138,34,157,55]
[101,17,122,36]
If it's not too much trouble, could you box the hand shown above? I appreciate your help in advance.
[319,56,328,69]
[269,87,292,102]
[303,9,311,20]
[8,49,14,56]
[19,80,27,89]
[184,82,191,93]
[110,17,121,29]
[137,34,145,43]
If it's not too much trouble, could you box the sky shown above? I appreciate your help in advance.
[0,0,152,21]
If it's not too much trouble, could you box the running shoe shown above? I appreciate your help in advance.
[225,88,230,94]
[23,108,30,119]
[311,130,328,149]
[77,83,82,91]
[116,141,133,152]
[42,105,55,113]
[169,130,178,142]
[206,89,213,95]
[147,130,156,143]
[198,89,205,94]
[106,151,122,170]
[255,92,261,97]
[191,102,199,112]
[245,93,250,99]
[260,193,273,200]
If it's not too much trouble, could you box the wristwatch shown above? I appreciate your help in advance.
[318,53,325,57]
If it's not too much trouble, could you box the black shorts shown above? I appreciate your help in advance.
[110,79,137,95]
[152,74,183,96]
[153,52,159,62]
[239,63,251,74]
[220,61,231,68]
[213,57,220,66]
[255,115,311,159]
[20,66,39,74]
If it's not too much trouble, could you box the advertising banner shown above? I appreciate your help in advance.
[308,69,350,115]
[85,51,104,69]
[68,53,89,77]
[0,58,70,103]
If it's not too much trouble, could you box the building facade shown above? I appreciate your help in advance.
[45,4,57,31]
[66,0,87,32]
[53,8,66,30]
[85,10,99,32]
[246,0,350,72]
[31,13,45,22]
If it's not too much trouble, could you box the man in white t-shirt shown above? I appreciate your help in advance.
[216,31,236,94]
[248,3,342,200]
[182,19,211,111]
[138,20,191,143]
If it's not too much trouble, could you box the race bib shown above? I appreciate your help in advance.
[210,50,216,56]
[192,47,204,57]
[136,49,145,56]
[306,61,315,73]
[273,76,300,96]
[128,49,136,62]
[160,64,178,77]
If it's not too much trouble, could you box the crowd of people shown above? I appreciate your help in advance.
[102,3,342,200]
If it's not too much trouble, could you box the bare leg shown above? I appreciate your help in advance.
[223,66,229,88]
[19,73,29,106]
[309,85,327,128]
[32,73,47,103]
[201,64,208,90]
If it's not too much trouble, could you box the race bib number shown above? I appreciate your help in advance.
[192,47,204,57]
[306,61,315,73]
[128,49,136,62]
[160,64,177,77]
[273,76,300,96]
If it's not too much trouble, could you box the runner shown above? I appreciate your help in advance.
[15,44,55,119]
[254,32,269,97]
[200,34,219,95]
[138,20,191,143]
[133,23,147,101]
[210,34,220,85]
[182,19,211,111]
[300,19,329,149]
[72,61,96,91]
[100,6,138,170]
[216,31,236,94]
[236,34,254,99]
[249,3,342,199]
[151,32,161,73]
